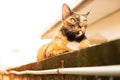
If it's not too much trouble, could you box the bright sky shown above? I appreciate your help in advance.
[0,0,78,69]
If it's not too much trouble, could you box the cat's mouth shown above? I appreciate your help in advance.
[72,25,83,37]
[76,30,83,38]
[61,27,85,42]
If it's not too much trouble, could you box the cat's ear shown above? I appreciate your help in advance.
[85,11,90,17]
[62,3,72,20]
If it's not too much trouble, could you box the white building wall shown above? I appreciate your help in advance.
[87,10,120,41]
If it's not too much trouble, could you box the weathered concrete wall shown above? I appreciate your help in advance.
[0,39,120,80]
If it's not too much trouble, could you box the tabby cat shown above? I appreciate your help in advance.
[37,3,90,61]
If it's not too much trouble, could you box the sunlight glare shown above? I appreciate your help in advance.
[0,0,78,69]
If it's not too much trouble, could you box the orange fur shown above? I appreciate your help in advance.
[37,3,90,61]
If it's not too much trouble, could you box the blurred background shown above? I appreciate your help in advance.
[0,0,78,69]
[0,0,120,69]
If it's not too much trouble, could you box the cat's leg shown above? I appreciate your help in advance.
[45,46,72,58]
[53,49,70,55]
[37,44,47,61]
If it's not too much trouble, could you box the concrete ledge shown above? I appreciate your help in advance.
[8,39,120,71]
[3,39,120,80]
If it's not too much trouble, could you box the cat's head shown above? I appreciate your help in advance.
[61,3,90,42]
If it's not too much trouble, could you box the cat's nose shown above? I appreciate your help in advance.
[78,25,82,28]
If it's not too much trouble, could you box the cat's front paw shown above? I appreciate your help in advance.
[47,49,71,58]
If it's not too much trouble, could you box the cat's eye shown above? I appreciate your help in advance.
[70,18,76,22]
[83,19,87,22]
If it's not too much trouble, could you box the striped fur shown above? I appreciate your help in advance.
[37,3,90,61]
